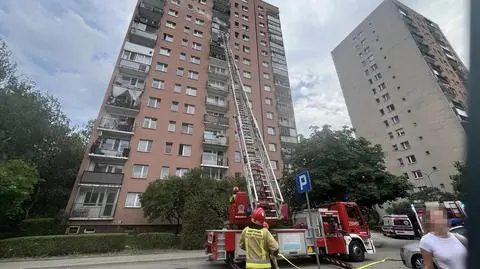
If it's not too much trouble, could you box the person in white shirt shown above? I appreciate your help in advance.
[419,205,467,269]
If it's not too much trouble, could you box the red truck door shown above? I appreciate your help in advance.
[332,203,369,238]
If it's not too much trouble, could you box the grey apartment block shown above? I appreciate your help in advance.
[332,0,468,192]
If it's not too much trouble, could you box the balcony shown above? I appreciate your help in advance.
[81,171,124,185]
[203,135,229,148]
[201,153,229,168]
[138,0,164,22]
[281,136,298,144]
[208,65,229,81]
[440,85,457,101]
[207,80,229,95]
[105,85,142,116]
[119,59,150,77]
[89,140,130,162]
[129,27,157,48]
[205,97,228,112]
[204,114,229,128]
[279,120,295,128]
[70,185,120,220]
[435,74,449,85]
[98,115,135,136]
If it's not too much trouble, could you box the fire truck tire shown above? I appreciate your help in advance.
[348,240,365,262]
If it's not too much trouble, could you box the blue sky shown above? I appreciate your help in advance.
[0,0,468,135]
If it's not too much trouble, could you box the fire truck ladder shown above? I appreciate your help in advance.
[221,32,284,219]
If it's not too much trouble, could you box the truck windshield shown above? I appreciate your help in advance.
[394,219,411,226]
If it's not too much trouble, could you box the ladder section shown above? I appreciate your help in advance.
[221,33,284,220]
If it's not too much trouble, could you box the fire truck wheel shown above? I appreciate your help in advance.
[348,240,365,262]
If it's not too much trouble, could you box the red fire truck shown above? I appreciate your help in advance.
[205,32,376,267]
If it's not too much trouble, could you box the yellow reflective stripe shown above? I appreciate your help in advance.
[246,262,272,269]
[260,229,265,258]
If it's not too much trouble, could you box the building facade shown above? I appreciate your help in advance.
[65,0,297,232]
[332,0,468,192]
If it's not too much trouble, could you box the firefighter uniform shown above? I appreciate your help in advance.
[240,208,279,269]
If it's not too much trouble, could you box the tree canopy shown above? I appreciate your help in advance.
[281,125,413,209]
[451,161,465,200]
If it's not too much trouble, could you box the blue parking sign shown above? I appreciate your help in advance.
[295,170,311,193]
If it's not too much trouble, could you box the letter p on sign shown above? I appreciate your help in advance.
[295,170,311,193]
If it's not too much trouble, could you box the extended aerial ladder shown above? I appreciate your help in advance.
[220,32,285,221]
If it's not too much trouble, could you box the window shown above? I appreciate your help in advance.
[171,0,180,5]
[165,142,173,153]
[259,22,265,27]
[184,104,196,114]
[242,24,249,31]
[243,35,250,42]
[391,115,400,124]
[243,58,251,65]
[382,93,390,101]
[263,73,270,79]
[243,71,252,79]
[371,63,378,71]
[379,83,386,90]
[151,79,164,89]
[260,40,267,46]
[388,132,394,139]
[242,5,248,11]
[168,9,179,17]
[262,61,269,67]
[264,85,271,92]
[397,158,404,166]
[166,21,176,29]
[176,168,189,177]
[412,170,423,179]
[133,165,149,178]
[260,31,265,36]
[171,101,179,112]
[181,39,188,46]
[400,141,411,150]
[125,193,142,208]
[160,166,169,179]
[176,68,184,76]
[188,71,199,80]
[376,98,380,103]
[367,55,374,62]
[242,15,249,21]
[179,52,186,61]
[143,117,157,129]
[270,160,278,170]
[178,144,192,156]
[185,15,192,21]
[186,86,197,96]
[243,85,252,93]
[395,128,405,136]
[156,62,168,72]
[374,73,382,80]
[163,34,173,42]
[137,140,153,152]
[364,46,370,54]
[392,144,398,151]
[379,109,385,115]
[406,155,417,164]
[365,69,370,76]
[194,30,203,37]
[199,0,206,4]
[386,104,395,112]
[261,50,268,56]
[243,46,250,53]
[159,47,171,56]
[234,43,240,50]
[234,151,241,162]
[192,42,202,50]
[174,84,182,93]
[181,123,194,134]
[265,98,272,105]
[372,88,377,95]
[268,143,277,152]
[383,120,389,127]
[190,56,201,64]
[196,18,205,25]
[267,127,275,135]
[368,79,373,84]
[168,121,176,132]
[148,97,161,108]
[258,5,264,10]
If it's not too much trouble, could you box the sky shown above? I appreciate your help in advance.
[0,0,468,136]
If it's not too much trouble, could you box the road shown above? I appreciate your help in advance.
[62,234,415,269]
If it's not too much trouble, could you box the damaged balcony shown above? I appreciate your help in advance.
[70,185,120,220]
[138,0,165,22]
[98,114,135,137]
[105,85,142,116]
[129,22,158,48]
[204,114,229,128]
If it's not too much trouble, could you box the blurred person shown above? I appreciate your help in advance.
[419,205,467,269]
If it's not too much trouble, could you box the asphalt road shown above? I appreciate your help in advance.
[61,235,415,269]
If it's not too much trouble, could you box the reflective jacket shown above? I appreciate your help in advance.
[240,226,279,269]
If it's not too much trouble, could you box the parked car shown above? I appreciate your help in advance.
[400,226,467,269]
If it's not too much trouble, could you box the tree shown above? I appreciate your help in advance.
[281,125,413,209]
[409,187,456,202]
[386,201,413,215]
[0,160,38,226]
[451,161,465,200]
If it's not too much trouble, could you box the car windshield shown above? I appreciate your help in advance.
[451,226,467,236]
[394,219,411,226]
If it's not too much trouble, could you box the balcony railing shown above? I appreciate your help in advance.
[204,114,229,126]
[207,81,228,92]
[70,203,116,219]
[81,171,124,185]
[281,136,298,144]
[203,135,228,146]
[205,98,228,108]
[129,27,157,47]
[89,145,130,160]
[99,116,135,133]
[119,59,150,75]
[201,155,229,167]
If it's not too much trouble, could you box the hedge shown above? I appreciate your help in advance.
[19,218,66,236]
[0,232,180,258]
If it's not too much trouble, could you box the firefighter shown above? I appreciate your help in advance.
[240,208,279,269]
[229,186,240,204]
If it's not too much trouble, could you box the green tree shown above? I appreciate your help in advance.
[281,125,413,209]
[451,161,465,200]
[386,201,413,215]
[409,187,456,202]
[0,160,38,225]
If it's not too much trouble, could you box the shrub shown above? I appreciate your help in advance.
[0,233,127,258]
[19,218,66,236]
[132,233,179,250]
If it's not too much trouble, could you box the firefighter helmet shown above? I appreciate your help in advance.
[233,186,239,193]
[251,208,266,225]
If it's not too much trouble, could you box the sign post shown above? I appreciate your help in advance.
[296,170,321,269]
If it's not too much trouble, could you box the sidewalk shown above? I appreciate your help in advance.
[0,250,205,269]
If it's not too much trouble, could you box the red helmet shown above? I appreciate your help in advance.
[263,222,269,229]
[233,186,239,193]
[251,208,266,225]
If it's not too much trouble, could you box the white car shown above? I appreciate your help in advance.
[400,226,467,269]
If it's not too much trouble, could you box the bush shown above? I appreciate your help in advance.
[0,233,127,258]
[19,218,66,236]
[132,233,179,250]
